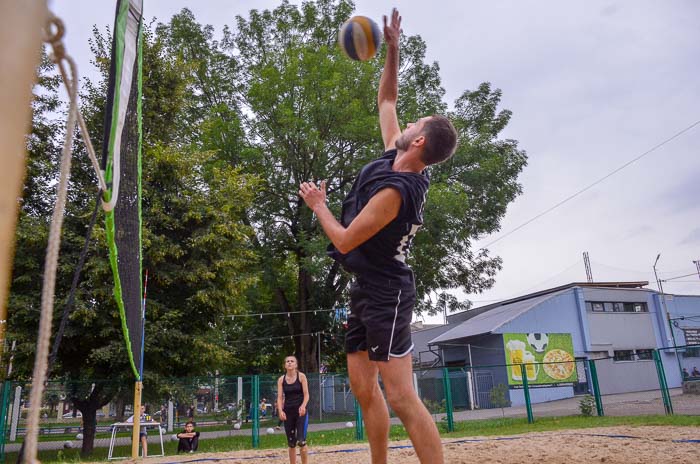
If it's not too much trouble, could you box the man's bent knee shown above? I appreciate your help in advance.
[386,388,419,416]
[352,380,382,405]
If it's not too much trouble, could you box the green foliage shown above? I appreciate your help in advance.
[8,3,528,448]
[155,0,527,369]
[490,383,511,417]
[422,398,446,414]
[579,394,596,416]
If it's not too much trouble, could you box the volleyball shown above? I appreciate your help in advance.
[339,16,382,61]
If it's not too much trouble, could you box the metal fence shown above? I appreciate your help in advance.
[1,349,698,461]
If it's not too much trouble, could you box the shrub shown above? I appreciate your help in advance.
[579,394,596,416]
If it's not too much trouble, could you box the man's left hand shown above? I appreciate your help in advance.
[299,180,327,212]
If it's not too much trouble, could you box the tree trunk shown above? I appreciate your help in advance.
[73,385,113,457]
[78,403,98,457]
[296,268,318,373]
[116,397,125,422]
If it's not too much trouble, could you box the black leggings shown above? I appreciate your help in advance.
[177,435,199,452]
[283,408,308,448]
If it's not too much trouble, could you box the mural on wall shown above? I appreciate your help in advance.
[503,333,577,387]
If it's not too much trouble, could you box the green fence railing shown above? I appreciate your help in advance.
[1,353,694,462]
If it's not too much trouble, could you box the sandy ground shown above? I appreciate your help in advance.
[135,426,699,464]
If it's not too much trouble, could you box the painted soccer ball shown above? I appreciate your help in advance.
[76,433,83,440]
[233,422,242,430]
[345,421,354,428]
[266,427,275,434]
[527,333,549,353]
[63,440,74,449]
[171,434,179,442]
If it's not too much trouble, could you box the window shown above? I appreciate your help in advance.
[636,349,653,361]
[588,302,605,312]
[683,347,700,358]
[599,302,649,313]
[620,302,647,312]
[634,303,648,313]
[613,350,634,362]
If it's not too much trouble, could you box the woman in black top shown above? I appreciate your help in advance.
[276,355,310,464]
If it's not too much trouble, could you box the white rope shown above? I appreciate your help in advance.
[24,13,97,463]
[47,15,107,193]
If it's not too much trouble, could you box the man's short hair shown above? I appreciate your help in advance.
[420,115,458,165]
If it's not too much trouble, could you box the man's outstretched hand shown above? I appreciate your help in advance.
[383,8,401,48]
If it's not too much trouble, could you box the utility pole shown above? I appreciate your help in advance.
[694,260,700,280]
[653,254,683,375]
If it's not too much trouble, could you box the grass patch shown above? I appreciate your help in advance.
[5,415,698,463]
[445,414,700,437]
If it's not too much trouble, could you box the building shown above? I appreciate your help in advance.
[412,282,700,407]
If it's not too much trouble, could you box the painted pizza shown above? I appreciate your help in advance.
[542,349,575,380]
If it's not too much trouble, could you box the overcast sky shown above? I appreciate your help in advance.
[49,0,700,322]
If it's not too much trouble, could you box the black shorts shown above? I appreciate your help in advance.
[345,280,415,362]
[283,408,308,448]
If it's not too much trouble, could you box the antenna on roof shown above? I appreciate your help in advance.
[583,252,594,283]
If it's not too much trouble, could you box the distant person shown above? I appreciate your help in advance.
[693,366,700,377]
[260,398,268,417]
[126,405,149,457]
[277,355,310,464]
[160,404,167,425]
[176,421,200,453]
[683,367,690,380]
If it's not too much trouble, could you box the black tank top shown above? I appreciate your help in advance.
[327,149,429,289]
[282,374,303,409]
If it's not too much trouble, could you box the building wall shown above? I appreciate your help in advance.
[587,313,658,352]
[437,287,700,402]
[592,356,660,395]
[580,288,675,392]
[411,324,453,367]
[509,386,574,406]
[496,290,586,355]
[660,294,700,385]
[493,291,583,404]
[583,288,658,353]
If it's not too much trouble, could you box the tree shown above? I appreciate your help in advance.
[490,383,511,419]
[7,23,260,455]
[164,0,527,370]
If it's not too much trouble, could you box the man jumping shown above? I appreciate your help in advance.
[299,8,457,463]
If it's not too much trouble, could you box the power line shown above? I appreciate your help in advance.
[230,308,339,320]
[226,331,330,345]
[590,261,696,277]
[662,273,699,282]
[481,119,700,249]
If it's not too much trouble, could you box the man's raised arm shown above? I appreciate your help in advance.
[378,8,402,151]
